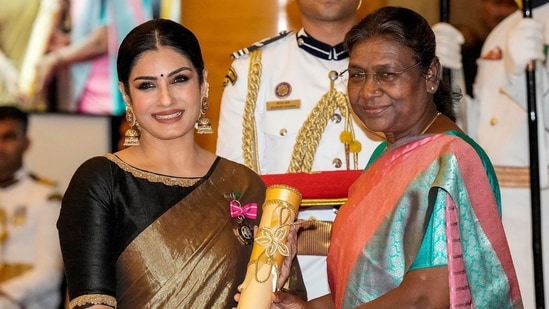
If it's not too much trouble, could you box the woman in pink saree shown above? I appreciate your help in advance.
[271,6,522,309]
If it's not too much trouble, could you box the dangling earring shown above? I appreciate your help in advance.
[124,106,140,146]
[196,83,213,134]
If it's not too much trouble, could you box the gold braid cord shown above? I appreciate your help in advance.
[287,81,350,173]
[242,50,262,173]
[69,294,117,309]
[237,185,301,309]
[251,199,296,284]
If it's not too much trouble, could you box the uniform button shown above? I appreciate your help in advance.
[490,117,497,126]
[328,70,339,81]
[332,158,342,168]
[279,128,287,136]
[331,113,342,123]
[297,37,304,45]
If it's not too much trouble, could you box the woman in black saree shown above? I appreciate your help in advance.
[57,19,305,309]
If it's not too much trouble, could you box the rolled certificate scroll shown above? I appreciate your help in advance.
[237,184,302,309]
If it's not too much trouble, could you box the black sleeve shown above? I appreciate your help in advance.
[57,156,117,300]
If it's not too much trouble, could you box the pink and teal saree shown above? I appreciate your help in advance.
[327,132,522,308]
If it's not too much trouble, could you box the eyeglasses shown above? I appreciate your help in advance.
[339,62,422,89]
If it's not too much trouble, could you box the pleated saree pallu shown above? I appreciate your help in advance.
[113,159,264,308]
[328,133,522,308]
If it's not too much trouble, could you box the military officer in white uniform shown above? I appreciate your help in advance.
[471,2,549,308]
[216,0,382,300]
[0,106,63,309]
[435,1,549,308]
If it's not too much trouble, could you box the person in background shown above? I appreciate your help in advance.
[216,0,382,300]
[34,0,110,114]
[433,0,518,97]
[57,19,305,309]
[0,0,63,111]
[34,0,181,115]
[460,0,518,97]
[270,6,521,308]
[0,105,64,309]
[470,0,548,307]
[432,0,518,132]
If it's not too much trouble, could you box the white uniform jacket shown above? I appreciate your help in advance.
[216,29,382,299]
[0,168,63,309]
[217,29,381,176]
[470,7,549,178]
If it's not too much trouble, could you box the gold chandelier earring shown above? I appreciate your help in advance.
[196,83,213,134]
[124,106,140,146]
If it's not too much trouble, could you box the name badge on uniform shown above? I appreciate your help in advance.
[266,100,301,110]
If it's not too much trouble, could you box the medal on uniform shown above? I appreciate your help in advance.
[274,81,292,98]
[267,82,301,111]
[234,218,254,245]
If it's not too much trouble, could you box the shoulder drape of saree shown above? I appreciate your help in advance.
[328,134,521,308]
[115,159,265,309]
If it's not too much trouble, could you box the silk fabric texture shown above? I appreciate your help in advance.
[59,156,300,308]
[328,133,522,308]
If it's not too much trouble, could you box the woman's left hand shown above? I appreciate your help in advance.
[277,220,305,289]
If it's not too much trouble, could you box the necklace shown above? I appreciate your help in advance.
[421,112,442,134]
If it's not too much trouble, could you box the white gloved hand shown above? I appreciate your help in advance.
[433,22,465,70]
[505,18,545,77]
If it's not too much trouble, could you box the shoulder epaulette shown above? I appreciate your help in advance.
[231,30,292,60]
[223,66,238,87]
[29,173,57,187]
[48,192,63,202]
